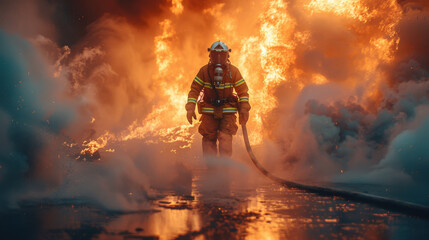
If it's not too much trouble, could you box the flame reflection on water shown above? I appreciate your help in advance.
[95,171,407,240]
[5,172,428,240]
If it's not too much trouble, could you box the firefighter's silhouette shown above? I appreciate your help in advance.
[186,41,251,157]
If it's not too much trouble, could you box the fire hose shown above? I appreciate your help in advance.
[241,124,429,219]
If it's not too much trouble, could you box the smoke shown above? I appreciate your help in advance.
[1,0,429,209]
[0,0,56,39]
[0,30,73,207]
[261,0,429,204]
[0,0,258,209]
[0,28,196,209]
[340,106,429,186]
[0,0,200,209]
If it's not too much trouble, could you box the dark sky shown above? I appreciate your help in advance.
[46,0,168,45]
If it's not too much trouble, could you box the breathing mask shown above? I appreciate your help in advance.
[208,41,231,87]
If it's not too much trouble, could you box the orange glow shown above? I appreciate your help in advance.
[76,0,403,156]
[170,0,184,15]
[307,0,374,22]
[80,132,114,157]
[237,0,297,144]
[154,19,176,74]
[311,74,328,85]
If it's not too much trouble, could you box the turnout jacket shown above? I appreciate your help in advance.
[186,64,251,115]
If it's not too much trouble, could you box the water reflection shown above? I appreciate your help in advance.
[96,169,425,239]
[2,170,429,239]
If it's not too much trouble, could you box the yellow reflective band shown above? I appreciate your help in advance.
[203,83,234,89]
[201,107,238,114]
[187,98,197,103]
[217,83,234,89]
[234,79,245,87]
[239,97,249,102]
[202,107,214,112]
[194,76,204,86]
[222,108,238,113]
[203,83,212,89]
[195,76,203,82]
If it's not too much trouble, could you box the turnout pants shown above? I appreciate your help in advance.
[198,113,238,157]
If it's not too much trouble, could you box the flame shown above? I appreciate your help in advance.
[170,0,184,15]
[304,0,402,113]
[76,0,403,156]
[238,0,297,144]
[154,19,176,74]
[80,132,114,156]
[203,3,225,16]
[307,0,374,22]
[78,4,194,156]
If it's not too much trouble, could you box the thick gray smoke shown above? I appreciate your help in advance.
[0,30,196,210]
[265,1,429,204]
[0,30,73,207]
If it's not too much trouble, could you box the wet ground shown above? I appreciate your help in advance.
[2,171,429,240]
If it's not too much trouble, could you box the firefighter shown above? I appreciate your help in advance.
[186,41,251,158]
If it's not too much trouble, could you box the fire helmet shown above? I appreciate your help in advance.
[207,40,231,52]
[208,41,231,67]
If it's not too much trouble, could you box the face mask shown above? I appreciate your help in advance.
[210,52,228,87]
[210,51,228,66]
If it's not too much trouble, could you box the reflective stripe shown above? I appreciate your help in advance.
[187,98,197,103]
[195,76,235,89]
[239,97,249,102]
[223,108,238,113]
[201,107,238,114]
[202,108,214,113]
[203,83,234,89]
[216,83,234,89]
[234,79,245,87]
[194,76,204,86]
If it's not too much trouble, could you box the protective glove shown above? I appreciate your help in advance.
[187,109,197,124]
[239,110,249,125]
